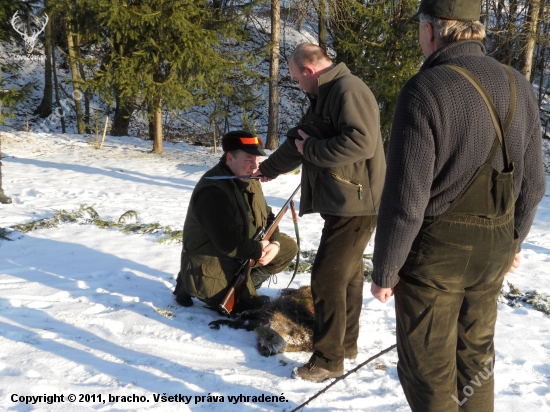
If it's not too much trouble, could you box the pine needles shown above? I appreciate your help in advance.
[10,205,183,244]
[0,227,13,242]
[284,251,374,282]
[501,281,550,316]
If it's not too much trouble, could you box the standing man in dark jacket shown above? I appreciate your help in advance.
[173,131,298,313]
[371,0,546,411]
[256,43,386,382]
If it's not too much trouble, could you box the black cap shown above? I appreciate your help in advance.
[222,130,266,156]
[410,0,482,21]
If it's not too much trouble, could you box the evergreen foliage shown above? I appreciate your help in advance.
[502,281,550,316]
[0,0,37,123]
[328,0,422,145]
[11,204,184,244]
[0,227,13,241]
[0,0,547,149]
[90,0,261,152]
[0,0,35,43]
[0,80,33,124]
[285,250,373,281]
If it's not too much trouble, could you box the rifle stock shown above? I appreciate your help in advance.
[218,184,301,316]
[218,259,251,316]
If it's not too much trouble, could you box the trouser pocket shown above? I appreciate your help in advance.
[406,233,473,283]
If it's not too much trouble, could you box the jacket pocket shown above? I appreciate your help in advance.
[313,169,374,215]
[184,255,229,300]
[331,172,364,199]
[409,233,473,283]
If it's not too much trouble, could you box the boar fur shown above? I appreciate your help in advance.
[208,286,314,356]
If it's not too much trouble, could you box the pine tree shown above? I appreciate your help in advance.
[35,0,53,118]
[92,0,258,153]
[0,0,35,124]
[266,0,281,150]
[48,0,101,134]
[329,0,422,146]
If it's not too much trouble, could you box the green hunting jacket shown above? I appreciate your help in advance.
[178,162,278,302]
[259,63,386,217]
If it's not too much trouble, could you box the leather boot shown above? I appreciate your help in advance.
[292,362,343,382]
[250,267,272,289]
[0,188,12,204]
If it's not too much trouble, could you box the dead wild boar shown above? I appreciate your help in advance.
[208,286,314,356]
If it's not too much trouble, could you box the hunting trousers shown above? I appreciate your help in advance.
[395,211,517,412]
[395,64,519,412]
[309,214,377,372]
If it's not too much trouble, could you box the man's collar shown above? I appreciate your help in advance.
[421,40,486,70]
[318,62,350,88]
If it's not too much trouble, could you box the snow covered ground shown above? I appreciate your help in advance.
[0,131,549,411]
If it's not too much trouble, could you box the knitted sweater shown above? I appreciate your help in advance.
[372,40,546,288]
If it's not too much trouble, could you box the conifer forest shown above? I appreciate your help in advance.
[1,0,550,153]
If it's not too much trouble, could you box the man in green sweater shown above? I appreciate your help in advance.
[256,43,386,382]
[173,131,298,313]
[371,0,546,410]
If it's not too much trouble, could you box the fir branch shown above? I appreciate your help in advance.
[501,281,550,316]
[10,205,182,244]
[285,251,374,281]
[118,210,138,224]
[0,227,13,242]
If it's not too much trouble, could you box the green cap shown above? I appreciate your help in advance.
[410,0,482,21]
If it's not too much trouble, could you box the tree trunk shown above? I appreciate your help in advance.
[147,98,155,140]
[504,0,518,66]
[111,93,132,136]
[152,104,163,154]
[0,64,3,185]
[35,3,53,118]
[51,20,66,134]
[266,0,281,150]
[318,0,327,51]
[520,0,541,81]
[76,34,90,133]
[536,14,549,106]
[0,62,3,121]
[66,24,85,134]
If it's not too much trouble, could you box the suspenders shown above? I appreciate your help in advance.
[445,64,516,169]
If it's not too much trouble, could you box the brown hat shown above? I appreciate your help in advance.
[410,0,482,21]
[222,130,266,156]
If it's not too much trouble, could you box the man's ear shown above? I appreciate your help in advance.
[425,22,435,43]
[304,65,315,76]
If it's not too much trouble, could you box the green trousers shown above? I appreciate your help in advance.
[394,66,520,412]
[309,214,377,372]
[396,212,517,412]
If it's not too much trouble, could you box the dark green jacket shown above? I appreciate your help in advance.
[259,63,386,217]
[180,162,277,301]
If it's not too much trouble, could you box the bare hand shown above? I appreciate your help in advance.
[506,253,521,275]
[371,283,394,303]
[294,129,310,154]
[252,170,272,183]
[258,242,279,266]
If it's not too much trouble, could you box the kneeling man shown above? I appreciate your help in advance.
[173,131,298,312]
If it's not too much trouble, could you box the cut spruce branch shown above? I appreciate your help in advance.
[10,205,182,244]
[0,227,13,241]
[500,281,550,316]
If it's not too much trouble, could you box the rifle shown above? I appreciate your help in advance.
[219,184,301,316]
